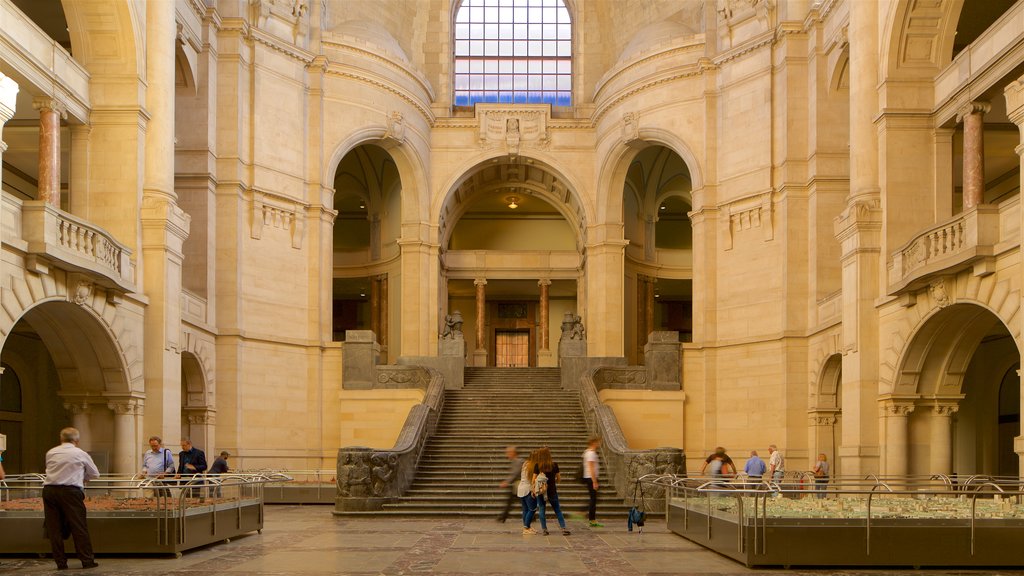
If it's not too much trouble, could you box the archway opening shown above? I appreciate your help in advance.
[893,302,1020,477]
[440,157,585,367]
[332,145,402,360]
[621,145,693,364]
[0,301,130,473]
[810,353,842,478]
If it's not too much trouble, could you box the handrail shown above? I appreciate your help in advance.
[335,366,445,508]
[578,367,684,511]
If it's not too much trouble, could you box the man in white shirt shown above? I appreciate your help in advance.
[582,437,602,528]
[43,427,100,570]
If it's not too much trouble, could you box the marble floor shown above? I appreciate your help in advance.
[1,506,1022,575]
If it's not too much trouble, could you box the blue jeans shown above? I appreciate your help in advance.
[543,490,566,529]
[520,494,536,527]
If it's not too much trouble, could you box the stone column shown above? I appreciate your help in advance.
[880,399,914,478]
[836,0,882,477]
[808,411,839,475]
[64,402,92,451]
[141,0,189,442]
[473,278,488,366]
[32,97,66,208]
[108,399,141,475]
[379,274,388,362]
[645,275,656,343]
[929,404,958,476]
[585,239,627,356]
[538,279,553,366]
[956,101,991,211]
[370,276,381,339]
[1004,76,1024,476]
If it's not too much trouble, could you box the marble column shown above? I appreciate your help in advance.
[474,278,487,366]
[64,402,92,451]
[930,404,958,476]
[538,279,553,366]
[370,276,381,338]
[108,399,141,475]
[881,400,914,478]
[645,275,656,344]
[957,101,991,210]
[379,274,388,362]
[1004,76,1024,476]
[32,97,66,208]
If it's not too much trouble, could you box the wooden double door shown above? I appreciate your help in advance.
[488,302,536,367]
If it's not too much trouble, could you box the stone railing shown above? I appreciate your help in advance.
[19,200,135,292]
[579,367,685,512]
[592,366,648,389]
[888,205,1001,293]
[334,366,444,512]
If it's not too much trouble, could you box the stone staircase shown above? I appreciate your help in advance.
[382,367,630,517]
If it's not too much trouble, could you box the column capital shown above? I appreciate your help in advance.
[537,278,552,287]
[474,278,487,286]
[955,100,991,123]
[932,403,960,417]
[32,96,68,119]
[1006,76,1024,126]
[107,397,143,416]
[63,401,92,415]
[878,396,917,417]
[808,409,839,426]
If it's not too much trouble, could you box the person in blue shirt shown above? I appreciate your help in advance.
[744,450,767,484]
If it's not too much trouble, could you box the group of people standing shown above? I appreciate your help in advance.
[140,435,230,485]
[498,437,604,534]
[701,444,831,497]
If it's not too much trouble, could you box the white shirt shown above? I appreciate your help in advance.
[583,448,599,479]
[768,450,785,473]
[43,443,99,488]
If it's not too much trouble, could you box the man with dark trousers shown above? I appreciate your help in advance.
[496,446,522,522]
[176,438,208,497]
[43,427,100,570]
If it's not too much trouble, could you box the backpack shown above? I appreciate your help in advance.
[627,479,647,533]
[533,472,548,495]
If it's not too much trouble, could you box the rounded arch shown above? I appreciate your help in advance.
[892,302,1017,398]
[881,0,964,81]
[61,0,144,80]
[597,129,704,224]
[434,150,592,248]
[325,127,429,227]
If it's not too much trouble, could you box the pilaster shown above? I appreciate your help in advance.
[1004,75,1024,477]
[878,396,916,477]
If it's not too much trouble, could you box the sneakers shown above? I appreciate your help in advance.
[562,529,572,535]
[542,529,550,536]
[82,562,100,570]
[522,526,537,535]
[589,521,604,528]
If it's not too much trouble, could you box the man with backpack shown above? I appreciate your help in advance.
[141,436,175,497]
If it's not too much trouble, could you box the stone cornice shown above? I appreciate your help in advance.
[325,66,434,125]
[322,39,435,102]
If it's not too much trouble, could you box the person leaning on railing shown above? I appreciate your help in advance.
[176,438,208,498]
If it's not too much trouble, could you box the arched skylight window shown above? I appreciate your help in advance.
[453,0,572,107]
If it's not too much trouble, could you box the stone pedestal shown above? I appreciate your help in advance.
[644,331,681,390]
[558,338,586,360]
[343,330,380,389]
[439,334,465,357]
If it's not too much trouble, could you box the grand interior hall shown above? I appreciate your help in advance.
[1,0,1024,570]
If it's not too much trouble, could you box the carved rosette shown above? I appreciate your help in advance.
[929,279,950,308]
[933,404,959,418]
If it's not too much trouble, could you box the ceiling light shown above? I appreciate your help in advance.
[359,202,365,209]
[359,292,366,297]
[506,196,519,209]
[660,205,666,210]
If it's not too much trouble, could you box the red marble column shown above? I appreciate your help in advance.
[538,279,551,351]
[33,98,66,208]
[474,278,487,351]
[957,101,991,210]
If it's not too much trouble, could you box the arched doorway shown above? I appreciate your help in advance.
[0,301,136,473]
[810,353,842,477]
[180,351,213,454]
[332,144,403,361]
[439,156,585,367]
[621,145,693,364]
[887,302,1020,477]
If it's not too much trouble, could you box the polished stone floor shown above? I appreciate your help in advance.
[1,506,1023,575]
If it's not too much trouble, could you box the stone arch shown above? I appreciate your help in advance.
[597,128,704,224]
[880,274,1020,395]
[180,328,214,405]
[434,150,591,249]
[0,274,141,395]
[61,0,144,80]
[881,0,964,81]
[325,125,429,228]
[828,46,850,95]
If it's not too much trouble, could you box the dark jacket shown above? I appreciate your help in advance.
[178,447,208,475]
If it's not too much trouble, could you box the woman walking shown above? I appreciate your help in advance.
[517,450,538,534]
[532,446,570,536]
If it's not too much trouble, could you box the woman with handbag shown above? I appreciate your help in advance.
[532,446,570,536]
[517,450,538,534]
[812,453,829,499]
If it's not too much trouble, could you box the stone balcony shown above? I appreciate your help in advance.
[887,201,1017,293]
[3,196,135,292]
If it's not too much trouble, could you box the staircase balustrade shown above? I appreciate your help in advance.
[334,365,445,512]
[579,367,686,512]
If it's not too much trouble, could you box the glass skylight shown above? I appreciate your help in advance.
[453,0,572,107]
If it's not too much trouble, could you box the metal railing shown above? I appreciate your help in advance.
[640,473,1024,558]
